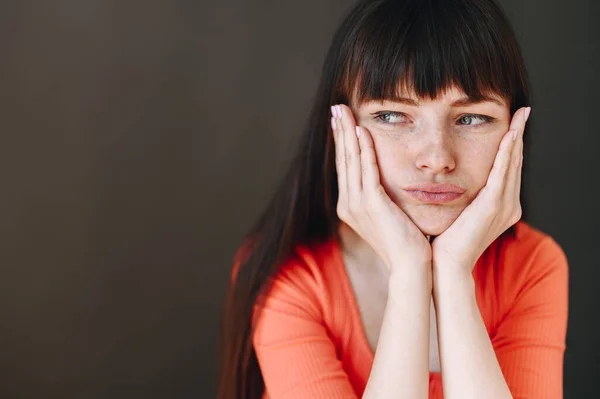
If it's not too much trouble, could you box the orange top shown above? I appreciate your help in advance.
[250,221,569,398]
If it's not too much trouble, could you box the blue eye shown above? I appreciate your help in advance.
[374,111,406,124]
[372,112,496,126]
[458,114,495,126]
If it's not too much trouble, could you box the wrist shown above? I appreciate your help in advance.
[387,269,432,311]
[432,263,475,298]
[432,258,473,279]
[385,253,432,272]
[388,261,432,289]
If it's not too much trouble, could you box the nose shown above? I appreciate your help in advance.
[414,129,456,175]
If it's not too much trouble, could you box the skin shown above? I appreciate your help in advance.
[331,85,530,398]
[352,85,512,237]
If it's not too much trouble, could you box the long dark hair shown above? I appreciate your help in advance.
[217,0,531,397]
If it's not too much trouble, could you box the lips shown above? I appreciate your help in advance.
[403,183,466,204]
[403,183,466,194]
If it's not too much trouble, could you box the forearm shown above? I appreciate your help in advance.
[363,262,431,399]
[432,266,512,399]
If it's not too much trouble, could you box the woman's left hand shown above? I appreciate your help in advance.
[431,106,531,273]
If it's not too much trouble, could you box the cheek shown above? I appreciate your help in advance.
[461,141,500,188]
[370,137,411,187]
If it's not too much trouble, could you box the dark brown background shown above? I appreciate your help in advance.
[1,0,598,397]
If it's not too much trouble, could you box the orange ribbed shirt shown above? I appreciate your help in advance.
[250,221,569,398]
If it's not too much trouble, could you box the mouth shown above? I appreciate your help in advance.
[402,183,466,204]
[403,190,464,204]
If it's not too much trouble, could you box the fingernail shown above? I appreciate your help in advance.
[330,106,336,117]
[336,105,342,119]
[512,129,518,141]
[355,126,361,138]
[524,107,531,123]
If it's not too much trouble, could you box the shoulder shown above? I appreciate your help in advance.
[267,237,340,296]
[504,221,568,269]
[255,237,342,317]
[485,221,569,302]
[250,238,346,347]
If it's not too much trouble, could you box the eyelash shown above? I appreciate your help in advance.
[373,111,495,126]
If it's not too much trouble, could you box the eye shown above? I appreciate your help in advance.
[457,114,495,126]
[371,111,496,127]
[373,111,407,124]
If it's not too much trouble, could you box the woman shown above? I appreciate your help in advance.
[218,0,569,398]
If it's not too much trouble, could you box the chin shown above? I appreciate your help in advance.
[402,203,464,237]
[413,218,452,236]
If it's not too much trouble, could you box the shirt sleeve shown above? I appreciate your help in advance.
[491,236,569,399]
[252,259,358,399]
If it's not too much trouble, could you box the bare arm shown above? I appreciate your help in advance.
[362,263,432,399]
[432,236,568,399]
[433,266,512,399]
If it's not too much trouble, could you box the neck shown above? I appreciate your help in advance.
[338,222,388,273]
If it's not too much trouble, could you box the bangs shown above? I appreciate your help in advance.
[337,0,525,108]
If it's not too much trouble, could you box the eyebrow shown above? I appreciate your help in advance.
[388,94,505,107]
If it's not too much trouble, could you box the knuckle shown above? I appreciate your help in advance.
[334,155,341,168]
[345,151,355,163]
[513,156,521,168]
[360,161,367,174]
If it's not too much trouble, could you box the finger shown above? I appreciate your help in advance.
[338,104,362,197]
[331,106,349,208]
[505,108,528,203]
[330,106,338,151]
[507,106,529,135]
[485,128,518,196]
[503,129,523,221]
[357,125,381,191]
[511,107,528,169]
[504,125,523,201]
[514,149,523,211]
[513,132,524,210]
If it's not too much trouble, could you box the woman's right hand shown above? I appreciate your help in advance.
[331,104,432,270]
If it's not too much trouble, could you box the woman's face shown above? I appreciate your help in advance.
[351,86,511,236]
